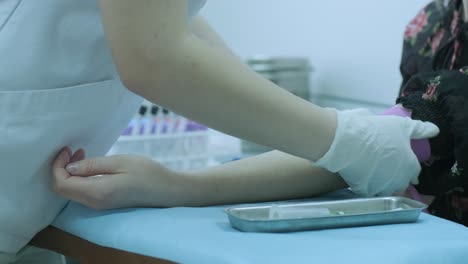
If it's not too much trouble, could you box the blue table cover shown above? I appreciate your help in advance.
[53,191,468,264]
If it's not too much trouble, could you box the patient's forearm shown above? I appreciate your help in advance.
[98,0,336,162]
[179,151,347,206]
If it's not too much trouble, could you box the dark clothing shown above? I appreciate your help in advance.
[398,0,468,226]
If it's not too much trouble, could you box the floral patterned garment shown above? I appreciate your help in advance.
[399,0,468,226]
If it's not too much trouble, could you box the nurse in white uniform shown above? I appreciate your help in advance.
[0,0,438,262]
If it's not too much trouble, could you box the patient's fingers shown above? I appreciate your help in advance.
[65,156,124,177]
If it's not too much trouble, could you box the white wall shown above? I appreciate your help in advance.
[200,0,431,111]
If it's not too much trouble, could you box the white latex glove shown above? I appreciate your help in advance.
[314,108,440,196]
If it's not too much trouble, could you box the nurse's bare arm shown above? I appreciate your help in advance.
[189,15,237,58]
[98,0,336,162]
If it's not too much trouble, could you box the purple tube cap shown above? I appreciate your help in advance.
[381,105,431,162]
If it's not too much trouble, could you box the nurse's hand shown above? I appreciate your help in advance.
[314,109,440,197]
[51,148,189,210]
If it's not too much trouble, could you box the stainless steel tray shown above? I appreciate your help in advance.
[225,197,427,232]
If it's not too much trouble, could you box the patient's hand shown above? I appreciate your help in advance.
[51,148,191,210]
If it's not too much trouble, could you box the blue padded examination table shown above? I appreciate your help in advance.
[53,190,468,264]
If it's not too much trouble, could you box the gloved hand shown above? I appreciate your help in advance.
[314,108,440,196]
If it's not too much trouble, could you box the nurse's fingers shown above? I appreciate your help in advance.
[65,156,124,177]
[408,119,440,139]
[70,148,85,163]
[65,147,72,157]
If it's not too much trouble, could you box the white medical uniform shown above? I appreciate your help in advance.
[0,0,206,263]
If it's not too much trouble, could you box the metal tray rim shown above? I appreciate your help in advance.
[224,196,428,222]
